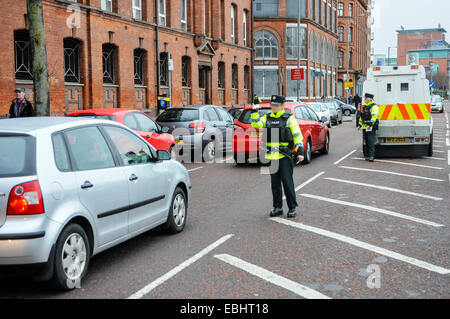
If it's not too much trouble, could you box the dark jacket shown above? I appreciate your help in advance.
[9,99,35,118]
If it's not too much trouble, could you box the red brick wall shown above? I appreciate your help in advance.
[397,31,446,66]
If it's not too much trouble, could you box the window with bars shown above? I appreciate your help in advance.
[102,44,116,84]
[14,30,32,80]
[159,52,168,86]
[232,64,238,89]
[134,49,145,85]
[218,62,225,88]
[64,38,81,83]
[133,0,142,20]
[182,56,190,87]
[255,30,279,60]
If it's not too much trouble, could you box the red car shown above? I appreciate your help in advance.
[66,109,176,155]
[233,103,330,164]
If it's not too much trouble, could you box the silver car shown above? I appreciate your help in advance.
[0,117,191,289]
[306,102,332,128]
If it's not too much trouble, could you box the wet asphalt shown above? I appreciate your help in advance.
[0,104,448,299]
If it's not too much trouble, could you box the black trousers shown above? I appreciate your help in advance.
[363,129,376,158]
[270,157,298,210]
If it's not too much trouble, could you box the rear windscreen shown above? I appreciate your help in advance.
[238,109,292,124]
[157,109,199,122]
[72,115,116,121]
[0,135,36,177]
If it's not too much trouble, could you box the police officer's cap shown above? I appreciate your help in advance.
[364,93,374,99]
[270,95,285,106]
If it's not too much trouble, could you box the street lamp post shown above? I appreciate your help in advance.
[297,0,301,102]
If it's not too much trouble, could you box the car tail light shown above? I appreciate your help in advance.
[373,67,381,71]
[189,122,206,133]
[7,180,44,215]
[411,65,419,70]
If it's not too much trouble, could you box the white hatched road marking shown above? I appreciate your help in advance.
[283,171,325,200]
[214,254,331,299]
[339,166,445,182]
[324,177,442,201]
[333,149,357,165]
[300,193,444,227]
[271,218,450,275]
[128,234,234,299]
[351,157,443,170]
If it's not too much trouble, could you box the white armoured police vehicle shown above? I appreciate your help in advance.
[362,65,433,157]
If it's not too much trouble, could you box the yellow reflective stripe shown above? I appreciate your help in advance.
[378,104,431,120]
[418,103,430,119]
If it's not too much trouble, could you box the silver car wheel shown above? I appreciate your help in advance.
[62,233,87,281]
[172,194,186,227]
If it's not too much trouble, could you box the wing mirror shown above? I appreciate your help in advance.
[320,116,327,123]
[157,150,171,161]
[161,126,170,133]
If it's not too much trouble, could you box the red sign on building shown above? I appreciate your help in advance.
[290,68,305,81]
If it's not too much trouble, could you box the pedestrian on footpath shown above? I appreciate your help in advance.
[358,93,379,162]
[9,88,35,118]
[250,95,304,218]
[253,94,262,105]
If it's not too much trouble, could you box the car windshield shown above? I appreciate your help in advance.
[431,96,441,103]
[157,109,199,122]
[308,104,323,112]
[71,114,116,121]
[229,108,243,119]
[0,135,36,177]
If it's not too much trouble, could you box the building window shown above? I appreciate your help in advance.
[181,0,187,31]
[133,0,142,19]
[199,66,206,89]
[64,38,81,83]
[349,27,353,42]
[254,68,278,98]
[309,32,315,62]
[243,10,248,46]
[232,64,238,89]
[102,43,116,84]
[286,0,306,18]
[327,3,331,30]
[322,38,327,65]
[338,2,343,16]
[244,65,250,89]
[182,56,190,87]
[333,7,336,32]
[101,0,113,12]
[231,4,236,44]
[309,0,314,19]
[255,30,279,60]
[286,25,307,60]
[159,52,168,86]
[159,0,166,26]
[338,51,343,68]
[254,0,278,17]
[349,3,353,17]
[321,0,325,25]
[315,0,319,22]
[134,49,145,85]
[338,26,344,42]
[218,62,225,88]
[14,30,32,80]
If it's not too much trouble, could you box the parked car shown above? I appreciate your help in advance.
[431,95,444,113]
[66,109,177,158]
[0,117,191,290]
[322,101,343,125]
[306,102,332,128]
[233,103,330,165]
[156,105,235,162]
[228,106,245,121]
[333,99,356,116]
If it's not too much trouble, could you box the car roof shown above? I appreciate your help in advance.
[0,117,122,134]
[67,108,138,116]
[242,102,307,110]
[165,105,216,110]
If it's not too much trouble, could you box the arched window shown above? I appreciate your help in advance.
[134,49,146,85]
[102,43,117,84]
[255,30,279,60]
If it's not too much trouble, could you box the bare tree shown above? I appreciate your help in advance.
[27,0,50,116]
[432,72,448,90]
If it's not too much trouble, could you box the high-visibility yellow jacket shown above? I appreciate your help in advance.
[251,109,304,160]
[359,101,379,130]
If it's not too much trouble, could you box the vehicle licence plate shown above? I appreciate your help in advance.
[250,131,261,138]
[176,140,183,145]
[385,137,408,143]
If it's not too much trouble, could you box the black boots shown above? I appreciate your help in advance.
[270,208,283,217]
[287,209,297,218]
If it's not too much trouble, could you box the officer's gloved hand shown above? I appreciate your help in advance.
[251,105,260,113]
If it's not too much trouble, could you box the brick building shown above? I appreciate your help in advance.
[253,0,339,102]
[336,0,371,99]
[0,0,253,116]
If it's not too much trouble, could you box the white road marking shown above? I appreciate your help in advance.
[447,138,450,146]
[433,150,445,153]
[448,150,450,166]
[214,254,331,299]
[339,166,445,182]
[271,218,450,275]
[300,193,444,227]
[217,156,234,163]
[333,149,357,165]
[351,157,443,170]
[283,171,325,200]
[423,156,446,160]
[324,177,442,201]
[128,234,234,299]
[187,166,204,172]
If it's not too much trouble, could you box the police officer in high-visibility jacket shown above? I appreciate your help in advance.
[358,93,379,162]
[251,95,304,218]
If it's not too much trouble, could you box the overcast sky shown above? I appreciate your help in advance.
[372,0,450,56]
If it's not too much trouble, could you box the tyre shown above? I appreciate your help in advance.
[164,187,187,234]
[52,223,91,290]
[203,140,216,162]
[344,109,351,116]
[428,133,433,157]
[339,115,343,124]
[302,139,312,164]
[439,107,443,113]
[319,134,330,155]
